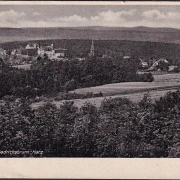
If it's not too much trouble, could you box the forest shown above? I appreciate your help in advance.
[0,56,153,99]
[0,90,179,157]
[0,39,179,157]
[1,39,180,62]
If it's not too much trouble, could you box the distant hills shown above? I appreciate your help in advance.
[0,26,180,44]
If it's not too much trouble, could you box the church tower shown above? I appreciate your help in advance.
[89,39,95,57]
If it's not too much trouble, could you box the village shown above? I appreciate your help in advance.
[0,40,179,73]
[0,42,68,67]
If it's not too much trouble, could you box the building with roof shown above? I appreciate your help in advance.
[38,44,54,57]
[148,58,169,71]
[54,48,67,58]
[21,49,38,57]
[26,43,39,50]
[0,48,6,57]
[139,58,149,69]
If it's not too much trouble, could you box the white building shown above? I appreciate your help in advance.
[0,48,6,57]
[38,44,54,57]
[123,55,131,59]
[139,58,149,68]
[26,43,39,50]
[148,58,169,71]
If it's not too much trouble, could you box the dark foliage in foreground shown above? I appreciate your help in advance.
[0,57,153,98]
[0,90,179,157]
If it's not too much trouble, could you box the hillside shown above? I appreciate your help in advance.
[31,73,180,109]
[1,39,180,60]
[0,26,180,44]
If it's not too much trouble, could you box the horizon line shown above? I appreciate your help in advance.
[0,25,179,30]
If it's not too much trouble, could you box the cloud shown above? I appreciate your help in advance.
[142,9,180,21]
[0,10,26,25]
[0,9,137,27]
[52,14,87,23]
[0,9,180,28]
[90,10,136,25]
[32,12,41,16]
[142,10,166,21]
[141,9,180,27]
[47,9,136,27]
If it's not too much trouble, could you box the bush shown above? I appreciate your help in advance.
[139,93,153,109]
[173,67,180,73]
[137,73,154,82]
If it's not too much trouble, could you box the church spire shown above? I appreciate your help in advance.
[90,39,95,57]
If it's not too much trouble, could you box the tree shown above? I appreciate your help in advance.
[157,60,169,71]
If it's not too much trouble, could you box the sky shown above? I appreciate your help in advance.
[0,4,180,28]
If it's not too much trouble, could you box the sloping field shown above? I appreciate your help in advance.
[56,88,179,108]
[70,73,180,96]
[31,88,179,109]
[31,73,180,109]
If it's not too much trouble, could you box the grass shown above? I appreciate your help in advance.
[31,73,180,109]
[70,73,180,96]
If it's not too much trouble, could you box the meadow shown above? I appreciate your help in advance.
[31,73,180,109]
[70,73,180,95]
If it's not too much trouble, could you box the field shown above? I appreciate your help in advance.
[31,73,180,109]
[70,73,180,96]
[12,64,32,70]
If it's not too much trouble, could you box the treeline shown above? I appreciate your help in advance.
[0,90,179,157]
[0,56,154,98]
[1,39,180,62]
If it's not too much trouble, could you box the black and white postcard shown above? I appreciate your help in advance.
[0,1,180,179]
